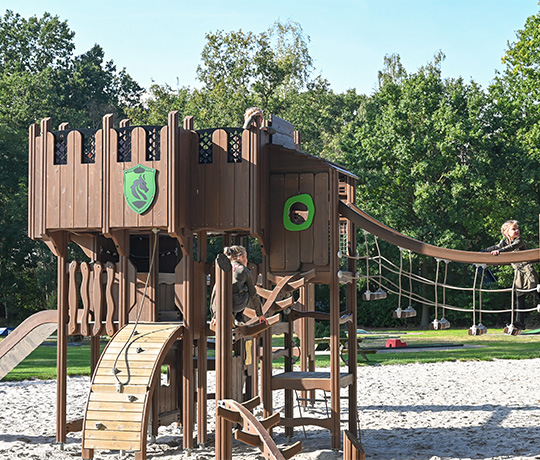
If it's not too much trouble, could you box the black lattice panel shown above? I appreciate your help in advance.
[197,129,215,164]
[117,127,133,162]
[80,129,97,164]
[226,128,243,163]
[145,126,161,161]
[53,130,69,165]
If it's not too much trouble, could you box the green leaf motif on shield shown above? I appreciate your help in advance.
[123,164,157,214]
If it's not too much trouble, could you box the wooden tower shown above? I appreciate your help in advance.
[27,111,361,459]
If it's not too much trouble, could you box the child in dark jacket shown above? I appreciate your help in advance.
[486,220,539,329]
[210,245,266,326]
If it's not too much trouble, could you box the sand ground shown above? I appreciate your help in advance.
[1,359,540,460]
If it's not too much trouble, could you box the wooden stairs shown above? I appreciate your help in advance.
[82,322,183,460]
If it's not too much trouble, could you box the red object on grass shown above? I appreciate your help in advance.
[386,339,407,348]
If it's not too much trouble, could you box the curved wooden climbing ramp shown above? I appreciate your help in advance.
[82,322,183,460]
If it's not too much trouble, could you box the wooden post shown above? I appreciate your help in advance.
[196,232,208,445]
[51,232,69,444]
[215,253,233,460]
[181,241,194,449]
[284,312,294,438]
[101,114,113,237]
[346,179,358,436]
[297,284,316,404]
[329,170,341,449]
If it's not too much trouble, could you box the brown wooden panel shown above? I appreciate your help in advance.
[85,409,145,422]
[108,129,125,228]
[28,126,36,239]
[83,438,140,451]
[153,126,168,226]
[269,175,285,270]
[204,130,221,228]
[314,173,329,266]
[128,127,145,228]
[31,133,43,237]
[284,174,300,271]
[60,131,75,229]
[97,359,155,371]
[87,130,103,229]
[92,374,155,385]
[178,127,192,231]
[191,133,205,229]
[72,131,89,228]
[90,384,148,395]
[235,130,250,228]
[299,174,315,264]
[84,420,142,432]
[87,400,144,412]
[46,132,60,229]
[217,130,233,228]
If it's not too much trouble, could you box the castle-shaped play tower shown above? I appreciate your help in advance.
[22,111,364,459]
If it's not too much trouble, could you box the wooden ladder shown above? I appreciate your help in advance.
[217,397,302,460]
[82,322,183,460]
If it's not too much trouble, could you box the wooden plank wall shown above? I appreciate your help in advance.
[269,172,330,272]
[191,129,250,231]
[30,119,178,235]
[109,126,169,229]
[41,129,104,231]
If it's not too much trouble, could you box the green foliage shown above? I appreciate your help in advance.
[0,10,142,325]
[127,19,361,160]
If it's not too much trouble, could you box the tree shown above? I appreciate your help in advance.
[0,10,143,324]
[336,53,501,326]
[488,8,540,237]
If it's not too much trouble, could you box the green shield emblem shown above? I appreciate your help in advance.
[123,164,157,214]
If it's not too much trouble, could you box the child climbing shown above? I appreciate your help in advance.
[211,245,267,327]
[486,220,540,330]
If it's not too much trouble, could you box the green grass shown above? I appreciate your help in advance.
[317,328,540,367]
[3,339,106,382]
[3,329,540,381]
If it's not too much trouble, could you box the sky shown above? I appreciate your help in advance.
[5,0,540,95]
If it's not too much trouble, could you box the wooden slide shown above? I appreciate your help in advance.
[82,322,183,460]
[339,200,540,265]
[0,310,57,380]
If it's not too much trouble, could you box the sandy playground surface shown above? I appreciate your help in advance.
[1,358,540,460]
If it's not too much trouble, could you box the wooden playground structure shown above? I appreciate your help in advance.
[20,111,364,459]
[0,104,536,460]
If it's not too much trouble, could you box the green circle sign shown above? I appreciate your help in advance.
[283,194,315,231]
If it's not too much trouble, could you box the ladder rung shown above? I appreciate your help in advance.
[260,412,280,430]
[235,429,261,448]
[241,396,261,411]
[217,405,241,424]
[281,441,302,459]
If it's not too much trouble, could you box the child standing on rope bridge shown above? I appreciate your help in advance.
[486,220,540,330]
[211,245,267,327]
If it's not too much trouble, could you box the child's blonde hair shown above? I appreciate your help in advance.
[223,245,247,261]
[501,220,519,238]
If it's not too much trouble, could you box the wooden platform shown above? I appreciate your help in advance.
[272,371,353,392]
[82,322,183,459]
